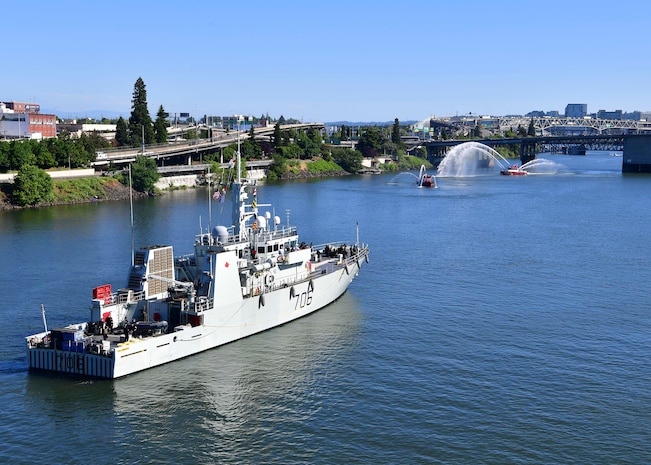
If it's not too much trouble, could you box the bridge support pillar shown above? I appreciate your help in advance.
[187,155,192,166]
[622,135,651,173]
[426,145,447,167]
[520,141,536,165]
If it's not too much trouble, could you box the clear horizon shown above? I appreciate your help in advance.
[4,0,650,122]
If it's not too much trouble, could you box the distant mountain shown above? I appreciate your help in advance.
[39,111,417,126]
[325,120,417,127]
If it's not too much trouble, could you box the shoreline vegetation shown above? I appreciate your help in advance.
[0,77,523,212]
[0,155,431,211]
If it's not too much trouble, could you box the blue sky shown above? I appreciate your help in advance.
[3,0,650,122]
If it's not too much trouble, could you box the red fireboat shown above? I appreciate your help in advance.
[417,165,437,187]
[500,164,528,176]
[419,174,437,187]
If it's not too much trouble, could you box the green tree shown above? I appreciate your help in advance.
[331,147,363,173]
[12,164,54,206]
[128,77,155,147]
[45,137,69,168]
[154,105,169,143]
[267,153,287,180]
[77,132,108,165]
[33,142,56,168]
[356,127,383,158]
[273,122,282,149]
[391,118,401,145]
[527,118,536,137]
[115,116,129,146]
[240,139,263,160]
[339,124,348,141]
[473,123,482,138]
[517,125,527,137]
[130,155,160,193]
[66,141,86,169]
[0,141,10,171]
[9,140,37,170]
[293,128,322,159]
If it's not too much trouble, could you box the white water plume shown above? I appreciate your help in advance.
[437,142,510,177]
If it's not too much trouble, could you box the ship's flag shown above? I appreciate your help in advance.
[252,188,257,208]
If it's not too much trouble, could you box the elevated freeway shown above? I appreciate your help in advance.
[92,123,323,167]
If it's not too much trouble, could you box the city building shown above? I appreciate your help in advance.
[597,109,623,120]
[0,101,57,139]
[565,103,588,118]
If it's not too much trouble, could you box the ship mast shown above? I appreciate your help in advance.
[40,304,48,333]
[231,115,255,239]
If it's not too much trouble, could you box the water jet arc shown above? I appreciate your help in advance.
[437,142,511,177]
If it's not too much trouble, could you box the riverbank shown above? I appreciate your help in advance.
[0,169,352,211]
[0,178,149,211]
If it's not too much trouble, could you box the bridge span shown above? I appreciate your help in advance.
[416,115,651,136]
[423,134,651,173]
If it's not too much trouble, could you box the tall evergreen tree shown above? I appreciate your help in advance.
[391,118,401,145]
[339,124,348,141]
[527,118,536,137]
[154,105,169,143]
[128,77,155,147]
[273,122,282,149]
[115,116,129,146]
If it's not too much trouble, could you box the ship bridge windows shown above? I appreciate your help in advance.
[256,243,281,255]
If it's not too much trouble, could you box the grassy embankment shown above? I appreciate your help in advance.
[0,177,133,209]
[0,155,435,208]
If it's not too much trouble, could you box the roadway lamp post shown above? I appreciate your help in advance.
[235,115,243,183]
[234,115,254,183]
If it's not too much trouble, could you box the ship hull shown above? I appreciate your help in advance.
[27,260,362,379]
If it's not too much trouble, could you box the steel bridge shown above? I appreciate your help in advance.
[423,134,651,172]
[416,116,651,136]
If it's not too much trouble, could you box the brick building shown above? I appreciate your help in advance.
[0,101,57,139]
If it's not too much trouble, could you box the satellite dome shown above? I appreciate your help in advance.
[212,225,228,243]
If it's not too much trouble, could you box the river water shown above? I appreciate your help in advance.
[1,152,650,464]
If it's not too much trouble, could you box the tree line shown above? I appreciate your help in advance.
[0,77,426,206]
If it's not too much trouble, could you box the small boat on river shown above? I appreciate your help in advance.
[500,164,528,176]
[26,154,369,379]
[417,165,437,188]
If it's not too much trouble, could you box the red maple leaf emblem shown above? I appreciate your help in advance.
[224,262,229,268]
